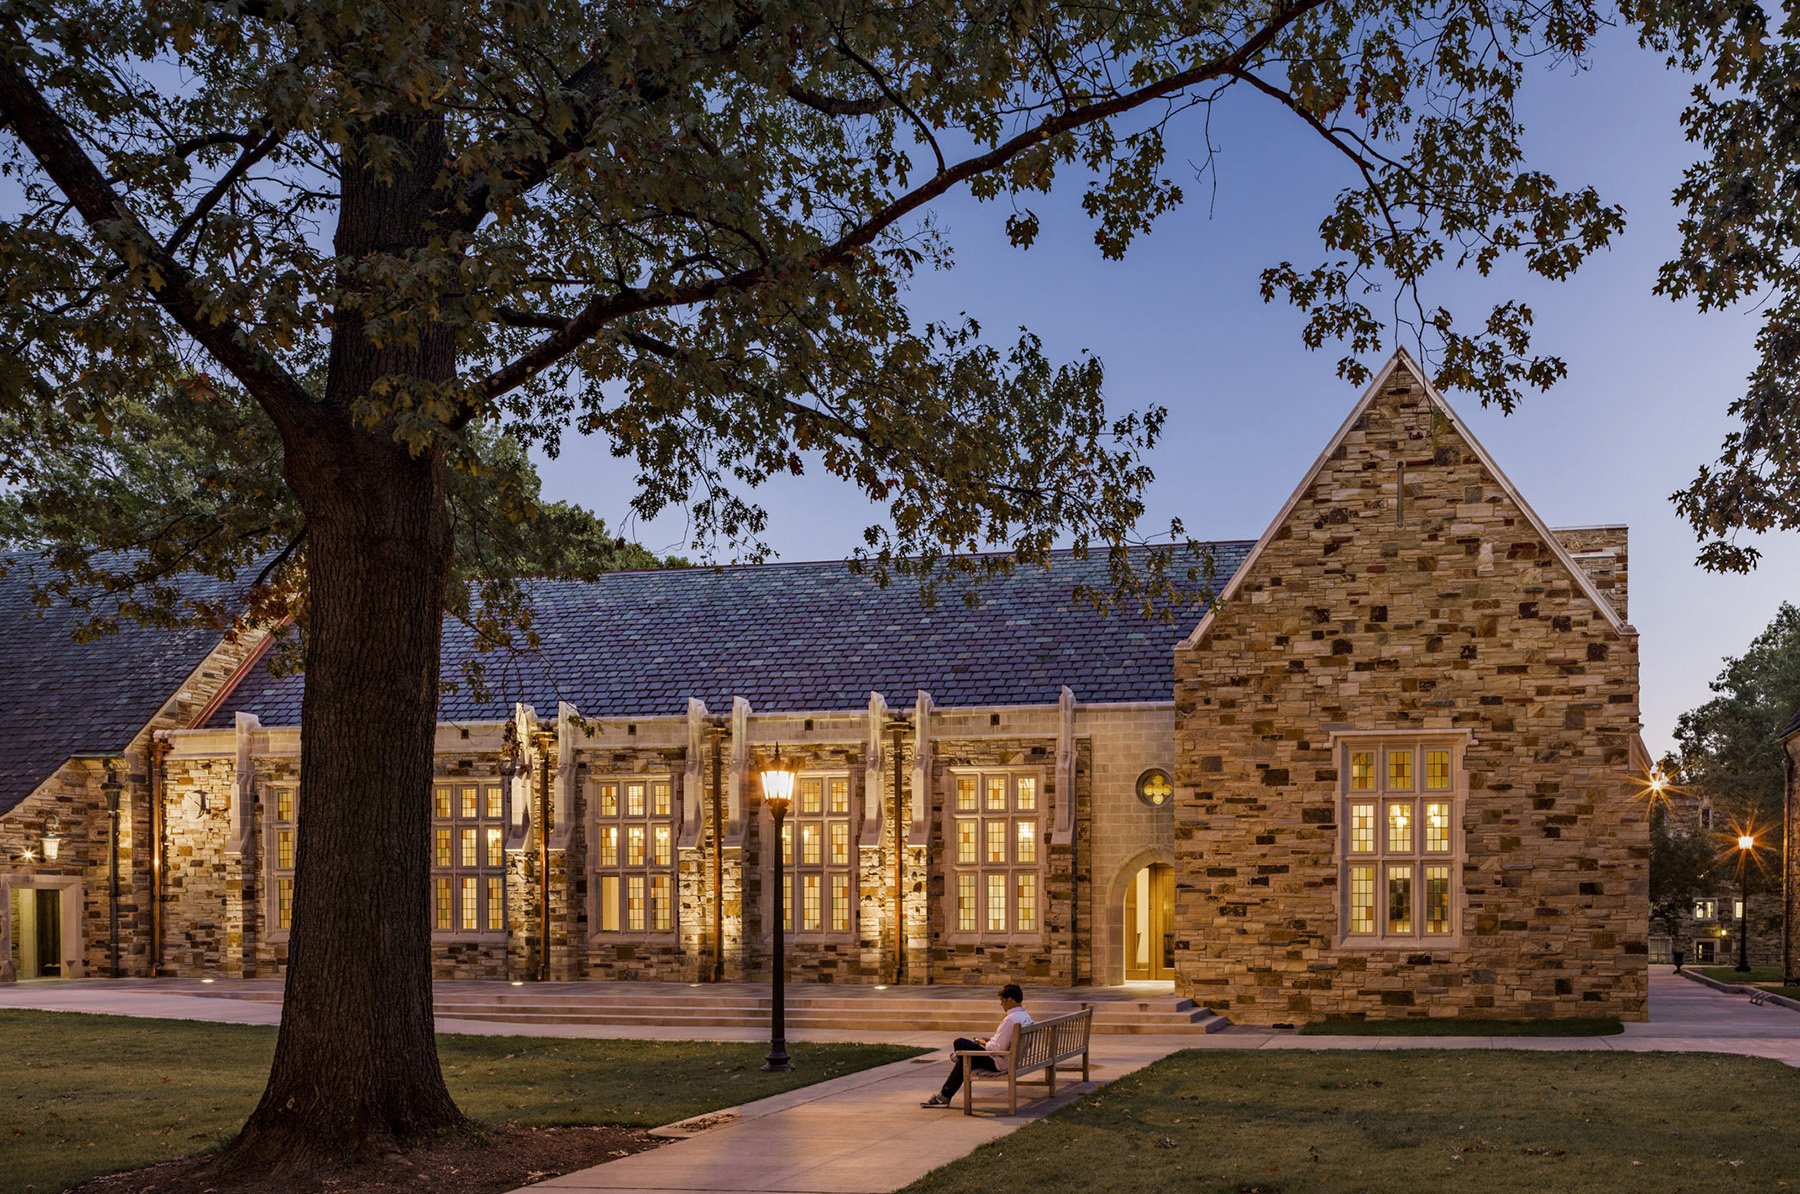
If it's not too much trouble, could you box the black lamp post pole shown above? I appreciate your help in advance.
[765,798,792,1072]
[1738,848,1752,974]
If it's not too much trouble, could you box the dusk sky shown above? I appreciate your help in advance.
[534,26,1797,757]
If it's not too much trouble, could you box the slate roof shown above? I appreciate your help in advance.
[1782,708,1800,742]
[0,555,244,817]
[213,545,1252,728]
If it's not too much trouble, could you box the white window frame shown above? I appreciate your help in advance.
[1693,898,1717,922]
[771,771,859,941]
[430,779,509,939]
[589,774,679,939]
[1335,734,1467,946]
[943,767,1046,944]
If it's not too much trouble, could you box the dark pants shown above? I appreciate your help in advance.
[939,1037,999,1098]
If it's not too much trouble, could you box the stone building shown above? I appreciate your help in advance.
[0,351,1651,1021]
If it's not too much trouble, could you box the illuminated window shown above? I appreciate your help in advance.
[783,773,857,938]
[947,770,1045,939]
[1339,740,1463,943]
[1348,866,1375,934]
[430,780,507,936]
[592,776,677,937]
[486,876,505,932]
[267,787,299,934]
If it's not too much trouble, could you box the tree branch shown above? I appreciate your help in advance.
[475,0,1332,405]
[0,49,318,439]
[783,83,890,117]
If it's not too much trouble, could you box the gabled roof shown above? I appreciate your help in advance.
[0,555,244,817]
[211,545,1253,727]
[1179,349,1632,650]
[1781,708,1800,742]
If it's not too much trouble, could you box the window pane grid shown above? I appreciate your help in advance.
[948,771,1044,938]
[593,776,678,936]
[784,773,856,937]
[1341,743,1460,942]
[430,781,506,936]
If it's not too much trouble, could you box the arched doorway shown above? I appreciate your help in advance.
[1123,863,1175,981]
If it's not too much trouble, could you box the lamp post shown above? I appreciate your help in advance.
[1737,833,1755,974]
[761,744,797,1073]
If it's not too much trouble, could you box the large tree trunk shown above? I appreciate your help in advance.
[213,107,466,1175]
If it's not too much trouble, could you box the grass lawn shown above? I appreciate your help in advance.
[1693,966,1800,1000]
[0,1010,919,1194]
[906,1050,1800,1193]
[1298,1017,1622,1036]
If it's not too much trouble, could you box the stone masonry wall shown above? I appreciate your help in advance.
[1,628,269,982]
[1174,364,1648,1023]
[1082,706,1177,985]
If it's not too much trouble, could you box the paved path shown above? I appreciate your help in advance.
[9,967,1800,1191]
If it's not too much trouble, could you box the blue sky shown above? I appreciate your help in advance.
[534,27,1797,755]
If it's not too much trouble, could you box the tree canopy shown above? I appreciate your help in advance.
[1631,0,1800,571]
[1674,602,1800,828]
[0,0,1634,619]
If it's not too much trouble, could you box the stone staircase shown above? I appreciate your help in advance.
[201,980,1228,1035]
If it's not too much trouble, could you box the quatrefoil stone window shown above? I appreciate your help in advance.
[1135,768,1174,808]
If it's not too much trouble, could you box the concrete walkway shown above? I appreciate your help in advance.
[7,967,1800,1192]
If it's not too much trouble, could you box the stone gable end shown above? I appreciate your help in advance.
[1174,357,1647,1023]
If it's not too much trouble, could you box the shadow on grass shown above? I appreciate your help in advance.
[0,1009,921,1194]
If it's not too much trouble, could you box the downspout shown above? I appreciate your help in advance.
[104,759,122,979]
[149,736,171,976]
[710,722,725,982]
[536,733,553,982]
[1071,773,1081,986]
[891,722,905,985]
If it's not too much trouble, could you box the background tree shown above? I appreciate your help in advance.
[0,0,1628,1175]
[1674,603,1800,828]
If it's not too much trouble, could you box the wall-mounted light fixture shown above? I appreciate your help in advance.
[40,815,63,863]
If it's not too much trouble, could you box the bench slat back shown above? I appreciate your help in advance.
[1009,1007,1091,1071]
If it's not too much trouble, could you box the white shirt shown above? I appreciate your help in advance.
[984,1006,1033,1071]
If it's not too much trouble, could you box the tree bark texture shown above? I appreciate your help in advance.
[216,108,466,1172]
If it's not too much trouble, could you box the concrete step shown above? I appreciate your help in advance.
[429,1007,1228,1034]
[186,984,1230,1033]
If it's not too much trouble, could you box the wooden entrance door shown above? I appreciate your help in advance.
[34,889,61,977]
[1124,863,1176,981]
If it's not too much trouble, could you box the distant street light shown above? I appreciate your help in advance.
[1737,833,1755,974]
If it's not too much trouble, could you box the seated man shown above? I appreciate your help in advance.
[921,983,1032,1108]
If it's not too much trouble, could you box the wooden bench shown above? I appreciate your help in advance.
[955,1006,1093,1115]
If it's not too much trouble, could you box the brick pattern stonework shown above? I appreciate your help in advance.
[1174,361,1648,1023]
[1,628,269,981]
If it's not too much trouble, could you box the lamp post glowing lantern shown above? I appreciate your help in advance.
[760,744,798,1073]
[1736,833,1756,974]
[40,815,63,863]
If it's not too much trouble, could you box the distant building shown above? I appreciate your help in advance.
[0,352,1650,1022]
[1650,786,1780,970]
